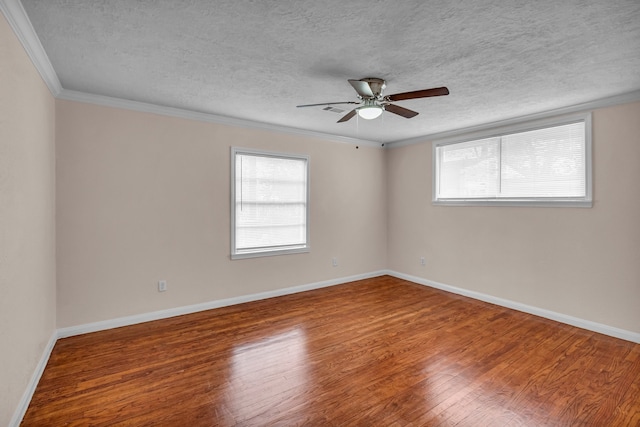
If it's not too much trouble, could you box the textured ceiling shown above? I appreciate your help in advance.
[19,0,640,143]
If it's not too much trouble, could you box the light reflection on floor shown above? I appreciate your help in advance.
[226,328,309,423]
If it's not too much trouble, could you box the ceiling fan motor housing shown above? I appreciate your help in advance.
[360,78,386,98]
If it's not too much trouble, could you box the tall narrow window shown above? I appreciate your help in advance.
[433,114,592,207]
[231,148,309,259]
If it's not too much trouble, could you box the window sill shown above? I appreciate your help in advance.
[432,199,593,208]
[231,247,310,260]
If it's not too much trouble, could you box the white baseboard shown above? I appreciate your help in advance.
[61,269,637,343]
[57,270,388,338]
[9,331,57,427]
[386,270,640,344]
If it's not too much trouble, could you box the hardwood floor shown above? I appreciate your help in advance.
[22,276,640,426]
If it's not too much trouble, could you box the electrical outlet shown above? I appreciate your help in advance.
[420,257,426,266]
[332,257,338,267]
[158,280,167,292]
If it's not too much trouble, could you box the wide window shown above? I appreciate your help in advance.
[433,114,592,207]
[231,148,309,259]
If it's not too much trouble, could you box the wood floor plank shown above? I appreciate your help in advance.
[21,276,640,426]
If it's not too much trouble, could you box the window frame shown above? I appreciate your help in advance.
[230,147,310,260]
[432,112,593,207]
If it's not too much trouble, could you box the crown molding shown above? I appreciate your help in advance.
[387,89,640,148]
[0,0,61,95]
[57,89,380,147]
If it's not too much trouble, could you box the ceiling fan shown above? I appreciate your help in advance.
[297,78,449,123]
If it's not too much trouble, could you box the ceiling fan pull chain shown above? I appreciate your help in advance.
[380,111,385,145]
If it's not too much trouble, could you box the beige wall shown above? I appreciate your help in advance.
[55,100,388,327]
[387,101,640,333]
[0,14,57,426]
[54,98,640,334]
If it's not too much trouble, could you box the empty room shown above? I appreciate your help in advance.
[2,0,639,425]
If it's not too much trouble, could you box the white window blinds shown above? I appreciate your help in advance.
[232,148,309,258]
[434,118,591,206]
[500,123,585,198]
[437,137,500,198]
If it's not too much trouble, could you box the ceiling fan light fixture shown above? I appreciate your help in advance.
[357,105,383,120]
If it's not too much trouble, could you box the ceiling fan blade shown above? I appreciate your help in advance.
[297,101,359,108]
[348,79,375,98]
[386,86,449,102]
[337,109,358,123]
[385,103,419,118]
